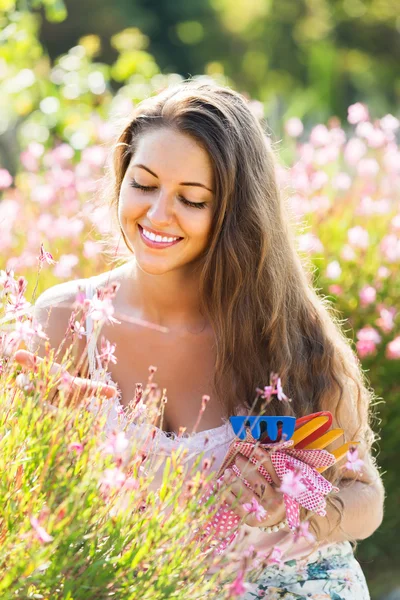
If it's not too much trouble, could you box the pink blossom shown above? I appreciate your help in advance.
[328,284,343,296]
[391,215,400,231]
[344,447,364,473]
[326,260,341,280]
[377,266,390,279]
[0,168,13,189]
[30,516,54,544]
[357,158,380,178]
[99,467,126,493]
[242,497,267,522]
[0,268,19,297]
[68,442,84,454]
[83,240,102,258]
[101,431,129,458]
[81,145,107,167]
[71,320,86,339]
[344,138,366,165]
[31,184,57,206]
[38,243,56,266]
[356,326,381,357]
[331,172,351,190]
[293,520,315,544]
[340,244,356,261]
[285,117,303,137]
[88,296,121,326]
[310,171,329,191]
[98,337,117,365]
[380,234,400,262]
[5,293,31,317]
[348,226,369,249]
[53,254,79,278]
[310,124,330,147]
[380,114,399,131]
[276,377,291,402]
[347,102,369,124]
[297,233,324,254]
[375,307,396,333]
[359,285,376,307]
[267,546,284,566]
[15,319,48,345]
[228,570,252,598]
[365,127,387,149]
[279,467,306,498]
[386,336,400,360]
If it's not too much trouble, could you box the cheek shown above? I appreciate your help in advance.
[181,211,212,243]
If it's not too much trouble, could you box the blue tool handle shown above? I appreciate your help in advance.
[229,416,296,442]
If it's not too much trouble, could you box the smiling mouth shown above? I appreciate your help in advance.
[138,224,183,249]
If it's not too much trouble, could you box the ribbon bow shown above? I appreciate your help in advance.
[196,429,339,555]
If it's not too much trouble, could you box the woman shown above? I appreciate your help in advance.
[19,79,384,598]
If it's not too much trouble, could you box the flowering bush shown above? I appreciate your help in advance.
[0,3,399,593]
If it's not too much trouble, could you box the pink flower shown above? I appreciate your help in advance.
[285,117,303,137]
[347,102,369,124]
[242,497,267,522]
[356,326,381,357]
[98,336,117,365]
[279,467,307,498]
[0,168,13,189]
[276,377,291,402]
[344,447,364,473]
[30,516,54,544]
[359,285,376,307]
[386,336,400,360]
[71,320,86,339]
[53,254,79,278]
[380,234,400,263]
[293,520,315,544]
[5,293,31,317]
[68,442,84,454]
[99,467,126,493]
[357,158,380,178]
[0,268,19,296]
[38,243,56,266]
[344,138,367,165]
[326,261,341,280]
[88,296,121,326]
[267,546,284,566]
[101,431,130,459]
[228,570,252,598]
[375,307,396,333]
[328,284,343,296]
[348,226,369,249]
[83,240,102,258]
[310,124,330,147]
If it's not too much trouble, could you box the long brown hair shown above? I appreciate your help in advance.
[97,78,380,542]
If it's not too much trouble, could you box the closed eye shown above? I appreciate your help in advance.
[129,178,207,210]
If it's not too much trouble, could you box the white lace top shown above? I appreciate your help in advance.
[84,277,339,563]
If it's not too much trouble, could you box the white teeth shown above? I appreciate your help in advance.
[141,227,179,244]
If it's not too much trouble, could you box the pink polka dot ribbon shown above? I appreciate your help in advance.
[195,431,339,555]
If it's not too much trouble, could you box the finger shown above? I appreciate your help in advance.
[234,456,283,509]
[14,350,118,400]
[14,350,65,377]
[247,446,281,486]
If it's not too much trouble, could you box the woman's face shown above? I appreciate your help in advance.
[118,127,215,276]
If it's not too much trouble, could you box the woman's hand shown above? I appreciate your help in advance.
[13,349,118,409]
[220,446,287,528]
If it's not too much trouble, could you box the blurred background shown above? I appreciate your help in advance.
[0,1,399,598]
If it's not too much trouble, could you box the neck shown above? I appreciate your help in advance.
[124,259,207,330]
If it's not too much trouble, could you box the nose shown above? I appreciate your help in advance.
[146,190,173,227]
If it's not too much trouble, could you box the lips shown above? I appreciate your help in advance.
[138,224,183,250]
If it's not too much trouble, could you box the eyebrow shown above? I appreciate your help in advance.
[132,163,214,193]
